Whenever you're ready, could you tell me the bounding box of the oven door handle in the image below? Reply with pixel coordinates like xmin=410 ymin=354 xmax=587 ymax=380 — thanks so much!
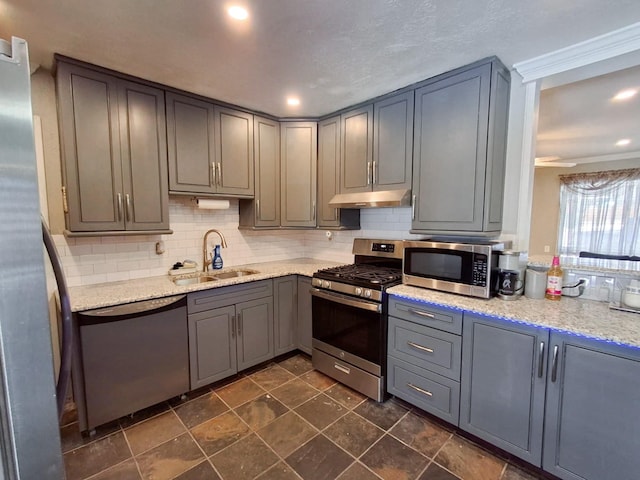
xmin=310 ymin=288 xmax=381 ymax=313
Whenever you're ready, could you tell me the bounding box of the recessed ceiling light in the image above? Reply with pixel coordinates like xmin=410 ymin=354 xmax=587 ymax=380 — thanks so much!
xmin=228 ymin=5 xmax=248 ymax=20
xmin=287 ymin=97 xmax=300 ymax=106
xmin=613 ymin=89 xmax=637 ymax=101
xmin=616 ymin=138 xmax=631 ymax=147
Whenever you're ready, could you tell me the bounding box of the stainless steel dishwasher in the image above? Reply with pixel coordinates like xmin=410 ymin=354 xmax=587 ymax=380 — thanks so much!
xmin=73 ymin=295 xmax=189 ymax=432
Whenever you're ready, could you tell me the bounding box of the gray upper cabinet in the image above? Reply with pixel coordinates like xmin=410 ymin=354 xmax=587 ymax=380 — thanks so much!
xmin=166 ymin=94 xmax=254 ymax=197
xmin=411 ymin=58 xmax=510 ymax=235
xmin=57 ymin=61 xmax=170 ymax=233
xmin=317 ymin=116 xmax=360 ymax=229
xmin=340 ymin=105 xmax=373 ymax=193
xmin=281 ymin=122 xmax=317 ymax=227
xmin=373 ymin=91 xmax=414 ymax=191
xmin=166 ymin=92 xmax=216 ymax=194
xmin=460 ymin=313 xmax=548 ymax=466
xmin=543 ymin=333 xmax=640 ymax=480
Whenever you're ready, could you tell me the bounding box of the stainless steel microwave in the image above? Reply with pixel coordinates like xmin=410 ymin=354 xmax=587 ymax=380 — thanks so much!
xmin=403 ymin=240 xmax=509 ymax=298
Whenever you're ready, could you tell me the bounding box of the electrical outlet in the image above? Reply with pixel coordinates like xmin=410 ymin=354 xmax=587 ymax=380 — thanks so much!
xmin=544 ymin=245 xmax=550 ymax=253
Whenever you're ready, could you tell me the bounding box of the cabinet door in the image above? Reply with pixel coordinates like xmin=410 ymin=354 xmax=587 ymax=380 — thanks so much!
xmin=214 ymin=106 xmax=254 ymax=196
xmin=281 ymin=122 xmax=317 ymax=227
xmin=188 ymin=306 xmax=237 ymax=389
xmin=166 ymin=92 xmax=216 ymax=194
xmin=118 ymin=80 xmax=169 ymax=231
xmin=412 ymin=63 xmax=491 ymax=233
xmin=296 ymin=276 xmax=312 ymax=355
xmin=274 ymin=276 xmax=297 ymax=356
xmin=460 ymin=314 xmax=548 ymax=466
xmin=253 ymin=116 xmax=280 ymax=226
xmin=318 ymin=116 xmax=341 ymax=226
xmin=543 ymin=333 xmax=640 ymax=480
xmin=373 ymin=91 xmax=413 ymax=191
xmin=341 ymin=105 xmax=373 ymax=193
xmin=57 ymin=62 xmax=124 ymax=232
xmin=236 ymin=297 xmax=274 ymax=371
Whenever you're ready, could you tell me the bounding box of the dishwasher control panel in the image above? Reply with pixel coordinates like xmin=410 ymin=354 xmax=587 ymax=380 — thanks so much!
xmin=80 ymin=295 xmax=186 ymax=317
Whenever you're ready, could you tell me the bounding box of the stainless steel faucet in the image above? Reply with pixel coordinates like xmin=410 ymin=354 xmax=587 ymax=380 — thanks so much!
xmin=202 ymin=229 xmax=228 ymax=271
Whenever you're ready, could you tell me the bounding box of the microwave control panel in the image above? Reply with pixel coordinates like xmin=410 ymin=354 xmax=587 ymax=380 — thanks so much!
xmin=472 ymin=254 xmax=488 ymax=286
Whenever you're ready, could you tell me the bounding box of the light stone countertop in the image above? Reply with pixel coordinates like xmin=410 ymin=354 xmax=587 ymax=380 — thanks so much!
xmin=388 ymin=284 xmax=640 ymax=348
xmin=68 ymin=258 xmax=341 ymax=312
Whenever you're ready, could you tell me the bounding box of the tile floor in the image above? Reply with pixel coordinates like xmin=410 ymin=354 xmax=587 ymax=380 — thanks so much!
xmin=61 ymin=353 xmax=547 ymax=480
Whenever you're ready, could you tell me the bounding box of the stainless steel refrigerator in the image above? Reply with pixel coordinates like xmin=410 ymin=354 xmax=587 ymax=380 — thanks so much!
xmin=0 ymin=37 xmax=65 ymax=478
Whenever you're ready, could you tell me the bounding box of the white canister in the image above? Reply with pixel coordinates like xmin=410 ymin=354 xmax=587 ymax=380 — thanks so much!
xmin=525 ymin=266 xmax=548 ymax=299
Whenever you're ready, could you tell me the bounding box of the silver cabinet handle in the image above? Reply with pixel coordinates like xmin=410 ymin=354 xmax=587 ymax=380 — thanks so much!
xmin=538 ymin=341 xmax=545 ymax=378
xmin=116 ymin=193 xmax=123 ymax=221
xmin=256 ymin=199 xmax=260 ymax=219
xmin=411 ymin=194 xmax=416 ymax=220
xmin=334 ymin=363 xmax=350 ymax=375
xmin=407 ymin=383 xmax=433 ymax=397
xmin=372 ymin=160 xmax=377 ymax=185
xmin=231 ymin=315 xmax=236 ymax=338
xmin=237 ymin=313 xmax=242 ymax=336
xmin=211 ymin=162 xmax=216 ymax=186
xmin=551 ymin=345 xmax=559 ymax=382
xmin=407 ymin=341 xmax=434 ymax=353
xmin=125 ymin=194 xmax=132 ymax=222
xmin=312 ymin=201 xmax=316 ymax=222
xmin=408 ymin=308 xmax=435 ymax=319
xmin=367 ymin=161 xmax=371 ymax=185
xmin=216 ymin=163 xmax=222 ymax=186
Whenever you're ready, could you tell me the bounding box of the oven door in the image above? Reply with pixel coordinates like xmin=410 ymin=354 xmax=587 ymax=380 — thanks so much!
xmin=311 ymin=288 xmax=384 ymax=376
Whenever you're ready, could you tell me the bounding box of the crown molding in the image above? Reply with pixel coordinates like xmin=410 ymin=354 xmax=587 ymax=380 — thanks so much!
xmin=513 ymin=22 xmax=640 ymax=83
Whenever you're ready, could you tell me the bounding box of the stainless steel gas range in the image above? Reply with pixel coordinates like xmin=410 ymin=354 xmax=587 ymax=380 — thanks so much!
xmin=311 ymin=238 xmax=403 ymax=401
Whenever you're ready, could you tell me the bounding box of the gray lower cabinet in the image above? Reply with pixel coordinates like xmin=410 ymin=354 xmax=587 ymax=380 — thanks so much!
xmin=411 ymin=57 xmax=510 ymax=236
xmin=460 ymin=313 xmax=548 ymax=466
xmin=296 ymin=276 xmax=312 ymax=355
xmin=57 ymin=60 xmax=170 ymax=233
xmin=543 ymin=332 xmax=640 ymax=480
xmin=273 ymin=276 xmax=297 ymax=356
xmin=187 ymin=280 xmax=273 ymax=389
xmin=387 ymin=297 xmax=462 ymax=425
xmin=281 ymin=122 xmax=317 ymax=227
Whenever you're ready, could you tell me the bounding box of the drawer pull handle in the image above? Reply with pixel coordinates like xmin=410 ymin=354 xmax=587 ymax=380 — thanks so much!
xmin=407 ymin=383 xmax=433 ymax=397
xmin=407 ymin=341 xmax=434 ymax=353
xmin=334 ymin=363 xmax=350 ymax=375
xmin=408 ymin=308 xmax=435 ymax=319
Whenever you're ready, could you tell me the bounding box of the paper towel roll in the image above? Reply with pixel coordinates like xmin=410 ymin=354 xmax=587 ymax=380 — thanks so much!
xmin=193 ymin=198 xmax=230 ymax=210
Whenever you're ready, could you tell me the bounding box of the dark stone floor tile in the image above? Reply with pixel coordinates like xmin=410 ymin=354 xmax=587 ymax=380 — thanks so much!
xmin=119 ymin=402 xmax=171 ymax=429
xmin=90 ymin=458 xmax=141 ymax=480
xmin=256 ymin=461 xmax=303 ymax=480
xmin=251 ymin=364 xmax=297 ymax=391
xmin=271 ymin=378 xmax=320 ymax=408
xmin=501 ymin=464 xmax=541 ymax=480
xmin=190 ymin=410 xmax=251 ymax=456
xmin=211 ymin=433 xmax=279 ymax=480
xmin=167 ymin=385 xmax=212 ymax=407
xmin=360 ymin=434 xmax=429 ymax=480
xmin=278 ymin=354 xmax=313 ymax=376
xmin=124 ymin=411 xmax=186 ymax=455
xmin=434 ymin=436 xmax=505 ymax=480
xmin=295 ymin=393 xmax=347 ymax=430
xmin=257 ymin=411 xmax=318 ymax=457
xmin=235 ymin=393 xmax=289 ymax=430
xmin=354 ymin=398 xmax=409 ymax=431
xmin=135 ymin=432 xmax=204 ymax=480
xmin=300 ymin=370 xmax=337 ymax=391
xmin=324 ymin=412 xmax=384 ymax=457
xmin=215 ymin=377 xmax=266 ymax=408
xmin=286 ymin=434 xmax=354 ymax=480
xmin=173 ymin=460 xmax=221 ymax=480
xmin=63 ymin=432 xmax=131 ymax=480
xmin=174 ymin=392 xmax=228 ymax=429
xmin=389 ymin=411 xmax=452 ymax=458
xmin=60 ymin=420 xmax=121 ymax=453
xmin=337 ymin=462 xmax=382 ymax=480
xmin=324 ymin=383 xmax=367 ymax=410
xmin=419 ymin=462 xmax=461 ymax=480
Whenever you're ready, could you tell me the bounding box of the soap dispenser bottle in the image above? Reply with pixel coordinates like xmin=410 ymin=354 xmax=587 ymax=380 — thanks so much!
xmin=212 ymin=244 xmax=223 ymax=270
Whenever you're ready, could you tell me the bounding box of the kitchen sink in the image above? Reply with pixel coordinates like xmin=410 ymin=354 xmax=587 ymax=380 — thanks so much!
xmin=172 ymin=274 xmax=219 ymax=286
xmin=171 ymin=269 xmax=260 ymax=286
xmin=211 ymin=269 xmax=259 ymax=279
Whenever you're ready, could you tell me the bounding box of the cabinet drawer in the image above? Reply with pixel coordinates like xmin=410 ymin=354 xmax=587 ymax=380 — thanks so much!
xmin=388 ymin=316 xmax=461 ymax=381
xmin=188 ymin=280 xmax=273 ymax=314
xmin=388 ymin=356 xmax=460 ymax=425
xmin=388 ymin=297 xmax=462 ymax=335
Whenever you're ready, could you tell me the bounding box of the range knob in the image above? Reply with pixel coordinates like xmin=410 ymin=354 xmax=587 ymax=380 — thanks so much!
xmin=364 ymin=289 xmax=372 ymax=298
xmin=322 ymin=280 xmax=331 ymax=289
xmin=355 ymin=287 xmax=363 ymax=296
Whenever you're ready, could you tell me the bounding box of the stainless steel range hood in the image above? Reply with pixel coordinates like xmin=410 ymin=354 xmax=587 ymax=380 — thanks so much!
xmin=328 ymin=189 xmax=412 ymax=208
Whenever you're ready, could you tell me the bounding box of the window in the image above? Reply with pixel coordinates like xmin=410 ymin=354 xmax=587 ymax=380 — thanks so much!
xmin=557 ymin=168 xmax=640 ymax=258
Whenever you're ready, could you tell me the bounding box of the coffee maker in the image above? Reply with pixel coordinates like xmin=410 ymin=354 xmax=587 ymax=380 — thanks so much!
xmin=496 ymin=251 xmax=525 ymax=300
